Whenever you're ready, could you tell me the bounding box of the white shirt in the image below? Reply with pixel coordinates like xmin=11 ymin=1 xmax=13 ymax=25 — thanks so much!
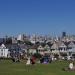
xmin=26 ymin=58 xmax=31 ymax=65
xmin=69 ymin=63 xmax=73 ymax=69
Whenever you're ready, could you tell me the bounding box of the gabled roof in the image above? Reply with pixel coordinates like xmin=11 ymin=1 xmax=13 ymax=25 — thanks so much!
xmin=38 ymin=45 xmax=44 ymax=50
xmin=51 ymin=42 xmax=58 ymax=49
xmin=0 ymin=44 xmax=6 ymax=48
xmin=58 ymin=42 xmax=67 ymax=48
xmin=44 ymin=44 xmax=50 ymax=49
xmin=68 ymin=41 xmax=75 ymax=48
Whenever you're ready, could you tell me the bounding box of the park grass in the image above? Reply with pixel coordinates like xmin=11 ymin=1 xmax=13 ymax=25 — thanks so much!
xmin=0 ymin=60 xmax=75 ymax=75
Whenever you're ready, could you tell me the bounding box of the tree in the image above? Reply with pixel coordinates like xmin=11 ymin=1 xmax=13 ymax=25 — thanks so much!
xmin=24 ymin=40 xmax=33 ymax=46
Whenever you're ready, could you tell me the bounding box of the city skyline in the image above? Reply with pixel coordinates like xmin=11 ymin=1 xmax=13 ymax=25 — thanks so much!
xmin=0 ymin=0 xmax=75 ymax=36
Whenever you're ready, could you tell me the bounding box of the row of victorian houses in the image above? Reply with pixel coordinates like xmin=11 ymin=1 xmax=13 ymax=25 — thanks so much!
xmin=0 ymin=40 xmax=75 ymax=58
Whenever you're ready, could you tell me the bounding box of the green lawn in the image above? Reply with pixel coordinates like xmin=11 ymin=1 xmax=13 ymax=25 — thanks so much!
xmin=0 ymin=60 xmax=75 ymax=75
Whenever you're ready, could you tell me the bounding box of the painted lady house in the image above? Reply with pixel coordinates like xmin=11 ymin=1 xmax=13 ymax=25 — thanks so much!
xmin=0 ymin=44 xmax=9 ymax=58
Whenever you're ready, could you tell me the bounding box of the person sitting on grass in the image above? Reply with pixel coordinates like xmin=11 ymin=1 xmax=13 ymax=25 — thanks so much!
xmin=62 ymin=61 xmax=75 ymax=71
xmin=64 ymin=61 xmax=75 ymax=71
xmin=68 ymin=61 xmax=75 ymax=71
xmin=69 ymin=62 xmax=74 ymax=70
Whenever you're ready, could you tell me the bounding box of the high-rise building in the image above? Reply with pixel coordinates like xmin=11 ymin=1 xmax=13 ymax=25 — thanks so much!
xmin=62 ymin=32 xmax=66 ymax=37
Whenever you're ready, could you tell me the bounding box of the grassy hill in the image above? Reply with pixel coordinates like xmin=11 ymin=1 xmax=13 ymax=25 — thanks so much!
xmin=0 ymin=60 xmax=75 ymax=75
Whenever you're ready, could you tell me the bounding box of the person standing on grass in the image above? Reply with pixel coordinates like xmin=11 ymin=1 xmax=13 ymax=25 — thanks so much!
xmin=26 ymin=57 xmax=31 ymax=65
xmin=30 ymin=56 xmax=36 ymax=65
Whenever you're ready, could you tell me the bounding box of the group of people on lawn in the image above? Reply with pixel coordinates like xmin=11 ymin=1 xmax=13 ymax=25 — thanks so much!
xmin=26 ymin=55 xmax=75 ymax=72
xmin=11 ymin=54 xmax=75 ymax=71
xmin=26 ymin=55 xmax=52 ymax=65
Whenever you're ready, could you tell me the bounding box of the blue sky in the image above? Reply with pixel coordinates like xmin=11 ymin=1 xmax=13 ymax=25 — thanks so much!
xmin=0 ymin=0 xmax=75 ymax=36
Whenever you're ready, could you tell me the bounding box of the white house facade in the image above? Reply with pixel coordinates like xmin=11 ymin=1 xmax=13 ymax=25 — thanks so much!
xmin=0 ymin=44 xmax=9 ymax=58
